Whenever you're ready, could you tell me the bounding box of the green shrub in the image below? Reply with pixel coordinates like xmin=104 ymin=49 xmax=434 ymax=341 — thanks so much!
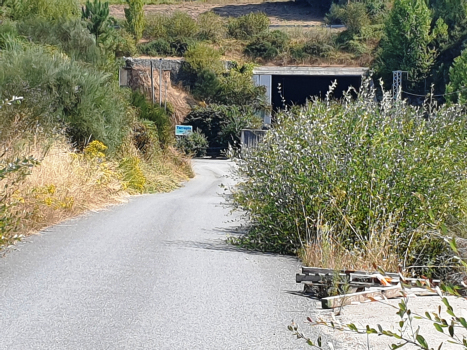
xmin=166 ymin=11 xmax=198 ymax=39
xmin=145 ymin=11 xmax=199 ymax=40
xmin=130 ymin=91 xmax=172 ymax=147
xmin=100 ymin=27 xmax=138 ymax=58
xmin=184 ymin=104 xmax=262 ymax=151
xmin=176 ymin=130 xmax=208 ymax=157
xmin=227 ymin=12 xmax=270 ymax=40
xmin=169 ymin=37 xmax=196 ymax=56
xmin=4 ymin=0 xmax=79 ymax=20
xmin=192 ymin=68 xmax=221 ymax=103
xmin=196 ymin=11 xmax=226 ymax=42
xmin=184 ymin=43 xmax=223 ymax=75
xmin=232 ymin=81 xmax=467 ymax=274
xmin=144 ymin=13 xmax=168 ymax=39
xmin=0 ymin=45 xmax=130 ymax=152
xmin=215 ymin=63 xmax=267 ymax=107
xmin=125 ymin=0 xmax=145 ymax=42
xmin=244 ymin=30 xmax=290 ymax=60
xmin=138 ymin=38 xmax=172 ymax=56
xmin=16 ymin=18 xmax=101 ymax=63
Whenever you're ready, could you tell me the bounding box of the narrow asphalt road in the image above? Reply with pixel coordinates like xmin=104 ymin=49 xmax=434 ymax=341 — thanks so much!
xmin=0 ymin=159 xmax=322 ymax=350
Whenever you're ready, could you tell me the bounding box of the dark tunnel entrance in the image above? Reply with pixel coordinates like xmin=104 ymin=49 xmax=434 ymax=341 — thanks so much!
xmin=271 ymin=75 xmax=362 ymax=112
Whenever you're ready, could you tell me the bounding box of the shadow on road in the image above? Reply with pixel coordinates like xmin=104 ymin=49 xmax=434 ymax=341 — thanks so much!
xmin=212 ymin=1 xmax=324 ymax=22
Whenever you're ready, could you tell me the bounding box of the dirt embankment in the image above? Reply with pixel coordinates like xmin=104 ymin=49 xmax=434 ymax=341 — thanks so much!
xmin=109 ymin=1 xmax=324 ymax=26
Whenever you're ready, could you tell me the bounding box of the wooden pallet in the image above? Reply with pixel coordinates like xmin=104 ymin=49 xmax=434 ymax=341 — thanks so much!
xmin=296 ymin=266 xmax=440 ymax=301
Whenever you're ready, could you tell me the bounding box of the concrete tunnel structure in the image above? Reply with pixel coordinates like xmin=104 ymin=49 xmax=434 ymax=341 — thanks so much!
xmin=252 ymin=66 xmax=370 ymax=124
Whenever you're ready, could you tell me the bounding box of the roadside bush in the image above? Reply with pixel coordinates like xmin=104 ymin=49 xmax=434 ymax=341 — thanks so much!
xmin=0 ymin=45 xmax=130 ymax=152
xmin=232 ymin=81 xmax=467 ymax=275
xmin=244 ymin=30 xmax=290 ymax=60
xmin=176 ymin=130 xmax=208 ymax=157
xmin=227 ymin=12 xmax=270 ymax=40
xmin=130 ymin=90 xmax=172 ymax=148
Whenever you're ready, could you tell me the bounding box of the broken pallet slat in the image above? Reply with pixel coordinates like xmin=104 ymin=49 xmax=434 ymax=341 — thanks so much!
xmin=321 ymin=286 xmax=402 ymax=309
xmin=301 ymin=267 xmax=400 ymax=278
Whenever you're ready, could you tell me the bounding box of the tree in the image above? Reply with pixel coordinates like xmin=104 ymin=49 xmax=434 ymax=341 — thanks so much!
xmin=445 ymin=48 xmax=467 ymax=104
xmin=124 ymin=0 xmax=145 ymax=43
xmin=81 ymin=0 xmax=111 ymax=42
xmin=376 ymin=0 xmax=438 ymax=92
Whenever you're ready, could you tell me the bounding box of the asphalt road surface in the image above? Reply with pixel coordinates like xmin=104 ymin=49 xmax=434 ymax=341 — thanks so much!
xmin=0 ymin=159 xmax=323 ymax=350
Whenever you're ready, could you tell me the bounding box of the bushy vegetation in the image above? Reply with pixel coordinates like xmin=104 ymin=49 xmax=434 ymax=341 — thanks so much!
xmin=0 ymin=0 xmax=193 ymax=246
xmin=227 ymin=12 xmax=270 ymax=40
xmin=232 ymin=82 xmax=467 ymax=277
xmin=184 ymin=104 xmax=262 ymax=152
xmin=245 ymin=30 xmax=290 ymax=60
xmin=176 ymin=130 xmax=209 ymax=157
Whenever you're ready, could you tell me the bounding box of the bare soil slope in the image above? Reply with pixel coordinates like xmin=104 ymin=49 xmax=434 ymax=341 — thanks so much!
xmin=110 ymin=1 xmax=324 ymax=26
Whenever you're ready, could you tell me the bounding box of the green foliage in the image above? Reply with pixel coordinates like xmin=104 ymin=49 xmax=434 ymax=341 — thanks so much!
xmin=227 ymin=12 xmax=270 ymax=40
xmin=165 ymin=11 xmax=198 ymax=39
xmin=376 ymin=0 xmax=437 ymax=90
xmin=130 ymin=91 xmax=172 ymax=147
xmin=124 ymin=0 xmax=145 ymax=42
xmin=244 ymin=30 xmax=290 ymax=60
xmin=183 ymin=43 xmax=223 ymax=75
xmin=100 ymin=26 xmax=138 ymax=58
xmin=232 ymin=81 xmax=467 ymax=269
xmin=176 ymin=130 xmax=208 ymax=157
xmin=81 ymin=0 xmax=111 ymax=42
xmin=0 ymin=45 xmax=130 ymax=152
xmin=445 ymin=48 xmax=467 ymax=104
xmin=328 ymin=2 xmax=371 ymax=35
xmin=196 ymin=11 xmax=226 ymax=42
xmin=3 ymin=0 xmax=79 ymax=21
xmin=290 ymin=32 xmax=336 ymax=61
xmin=144 ymin=11 xmax=199 ymax=40
xmin=139 ymin=38 xmax=172 ymax=56
xmin=215 ymin=63 xmax=267 ymax=107
xmin=16 ymin=17 xmax=101 ymax=63
xmin=191 ymin=63 xmax=266 ymax=107
xmin=184 ymin=104 xmax=262 ymax=151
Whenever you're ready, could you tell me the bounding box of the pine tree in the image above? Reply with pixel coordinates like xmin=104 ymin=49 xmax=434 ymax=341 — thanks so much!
xmin=124 ymin=0 xmax=144 ymax=43
xmin=376 ymin=0 xmax=437 ymax=92
xmin=445 ymin=48 xmax=467 ymax=104
xmin=81 ymin=0 xmax=110 ymax=42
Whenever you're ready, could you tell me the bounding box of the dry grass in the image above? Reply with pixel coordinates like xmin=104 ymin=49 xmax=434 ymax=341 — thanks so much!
xmin=1 ymin=130 xmax=193 ymax=245
xmin=1 ymin=136 xmax=126 ymax=239
xmin=299 ymin=225 xmax=400 ymax=273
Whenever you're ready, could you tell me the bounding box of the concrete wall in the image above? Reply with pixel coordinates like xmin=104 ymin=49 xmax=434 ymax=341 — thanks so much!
xmin=124 ymin=58 xmax=185 ymax=84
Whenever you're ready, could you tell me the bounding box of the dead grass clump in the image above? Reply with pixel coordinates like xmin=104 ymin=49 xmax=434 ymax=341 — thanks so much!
xmin=299 ymin=226 xmax=400 ymax=273
xmin=2 ymin=137 xmax=126 ymax=239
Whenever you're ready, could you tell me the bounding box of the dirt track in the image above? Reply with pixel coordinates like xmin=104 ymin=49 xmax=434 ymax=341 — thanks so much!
xmin=110 ymin=1 xmax=324 ymax=26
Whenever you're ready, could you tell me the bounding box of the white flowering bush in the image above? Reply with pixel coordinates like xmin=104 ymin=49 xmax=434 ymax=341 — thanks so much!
xmin=232 ymin=80 xmax=467 ymax=274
